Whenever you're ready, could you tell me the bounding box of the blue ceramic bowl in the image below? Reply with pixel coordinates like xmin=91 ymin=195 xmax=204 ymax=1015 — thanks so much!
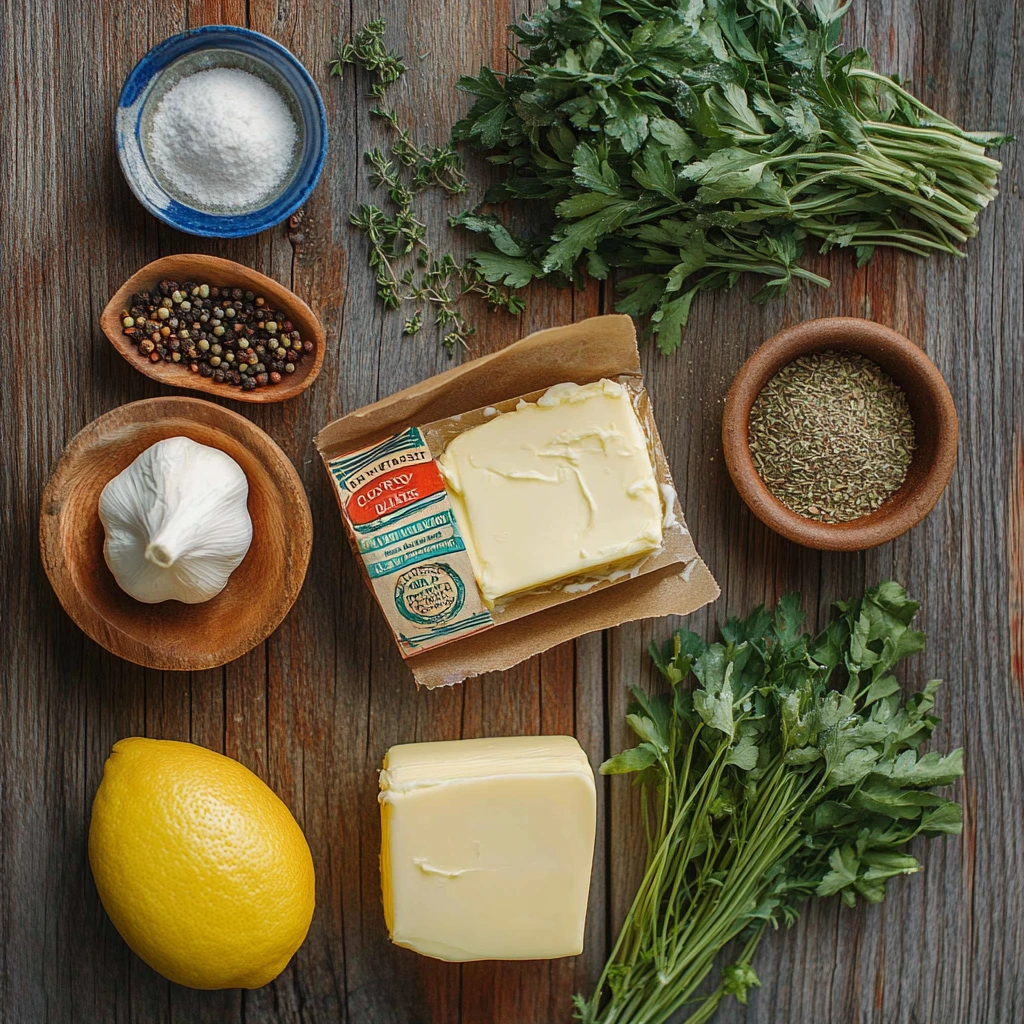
xmin=116 ymin=26 xmax=327 ymax=238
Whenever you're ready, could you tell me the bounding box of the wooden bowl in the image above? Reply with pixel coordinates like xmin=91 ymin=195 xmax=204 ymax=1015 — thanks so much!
xmin=40 ymin=397 xmax=313 ymax=670
xmin=722 ymin=317 xmax=958 ymax=551
xmin=100 ymin=255 xmax=325 ymax=403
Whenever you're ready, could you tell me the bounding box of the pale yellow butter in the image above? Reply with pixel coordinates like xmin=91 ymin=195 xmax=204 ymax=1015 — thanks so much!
xmin=437 ymin=378 xmax=663 ymax=606
xmin=379 ymin=735 xmax=597 ymax=962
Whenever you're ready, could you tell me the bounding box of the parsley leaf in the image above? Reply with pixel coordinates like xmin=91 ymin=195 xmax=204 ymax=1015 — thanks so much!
xmin=578 ymin=582 xmax=963 ymax=1024
xmin=454 ymin=0 xmax=1010 ymax=351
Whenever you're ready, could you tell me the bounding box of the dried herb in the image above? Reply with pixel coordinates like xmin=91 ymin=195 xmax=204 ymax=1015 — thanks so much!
xmin=577 ymin=582 xmax=963 ymax=1024
xmin=331 ymin=19 xmax=524 ymax=353
xmin=453 ymin=0 xmax=1011 ymax=352
xmin=747 ymin=350 xmax=915 ymax=522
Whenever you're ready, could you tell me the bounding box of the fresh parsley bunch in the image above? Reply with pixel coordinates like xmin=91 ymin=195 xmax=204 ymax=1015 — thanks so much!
xmin=576 ymin=582 xmax=963 ymax=1024
xmin=454 ymin=0 xmax=1010 ymax=351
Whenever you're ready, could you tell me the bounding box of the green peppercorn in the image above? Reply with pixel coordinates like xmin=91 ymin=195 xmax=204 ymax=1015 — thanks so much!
xmin=122 ymin=277 xmax=310 ymax=391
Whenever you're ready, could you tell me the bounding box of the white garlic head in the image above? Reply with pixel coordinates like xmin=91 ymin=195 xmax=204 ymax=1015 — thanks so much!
xmin=98 ymin=436 xmax=253 ymax=604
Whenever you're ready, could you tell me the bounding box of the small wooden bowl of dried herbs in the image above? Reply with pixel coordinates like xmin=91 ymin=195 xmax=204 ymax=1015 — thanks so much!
xmin=101 ymin=254 xmax=325 ymax=403
xmin=722 ymin=317 xmax=958 ymax=551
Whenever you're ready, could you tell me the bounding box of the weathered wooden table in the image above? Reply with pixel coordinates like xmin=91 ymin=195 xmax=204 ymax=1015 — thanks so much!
xmin=3 ymin=1 xmax=1022 ymax=1021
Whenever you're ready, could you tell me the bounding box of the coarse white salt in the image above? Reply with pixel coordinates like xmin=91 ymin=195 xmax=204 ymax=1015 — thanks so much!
xmin=148 ymin=66 xmax=298 ymax=210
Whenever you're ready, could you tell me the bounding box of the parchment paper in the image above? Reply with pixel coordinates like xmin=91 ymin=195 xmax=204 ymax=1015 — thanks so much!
xmin=316 ymin=314 xmax=720 ymax=687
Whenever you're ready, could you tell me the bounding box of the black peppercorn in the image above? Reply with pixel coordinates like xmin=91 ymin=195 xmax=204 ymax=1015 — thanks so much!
xmin=121 ymin=278 xmax=313 ymax=390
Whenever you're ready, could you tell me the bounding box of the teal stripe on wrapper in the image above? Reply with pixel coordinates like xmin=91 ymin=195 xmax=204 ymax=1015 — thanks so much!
xmin=328 ymin=427 xmax=424 ymax=489
xmin=399 ymin=610 xmax=495 ymax=648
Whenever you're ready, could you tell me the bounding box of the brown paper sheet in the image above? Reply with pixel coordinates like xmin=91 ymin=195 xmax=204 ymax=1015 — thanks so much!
xmin=316 ymin=314 xmax=720 ymax=687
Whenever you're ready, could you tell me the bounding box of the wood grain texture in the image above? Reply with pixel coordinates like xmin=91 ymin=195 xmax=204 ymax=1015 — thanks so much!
xmin=1 ymin=1 xmax=1021 ymax=1023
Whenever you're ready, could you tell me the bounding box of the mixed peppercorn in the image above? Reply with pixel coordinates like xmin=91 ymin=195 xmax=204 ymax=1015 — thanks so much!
xmin=120 ymin=279 xmax=314 ymax=391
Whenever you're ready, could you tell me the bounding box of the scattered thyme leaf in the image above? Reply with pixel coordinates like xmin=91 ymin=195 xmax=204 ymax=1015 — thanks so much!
xmin=333 ymin=19 xmax=525 ymax=353
xmin=330 ymin=18 xmax=407 ymax=97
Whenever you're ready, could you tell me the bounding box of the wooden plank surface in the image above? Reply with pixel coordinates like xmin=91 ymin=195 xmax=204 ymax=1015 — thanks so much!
xmin=1 ymin=0 xmax=1021 ymax=1022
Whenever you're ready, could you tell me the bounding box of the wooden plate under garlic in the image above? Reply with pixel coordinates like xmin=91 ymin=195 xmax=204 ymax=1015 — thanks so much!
xmin=39 ymin=397 xmax=313 ymax=670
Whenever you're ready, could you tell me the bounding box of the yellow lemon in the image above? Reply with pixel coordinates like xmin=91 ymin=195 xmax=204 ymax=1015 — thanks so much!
xmin=88 ymin=737 xmax=315 ymax=990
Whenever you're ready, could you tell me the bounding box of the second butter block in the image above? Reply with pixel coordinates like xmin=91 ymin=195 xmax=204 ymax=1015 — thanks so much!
xmin=379 ymin=735 xmax=597 ymax=961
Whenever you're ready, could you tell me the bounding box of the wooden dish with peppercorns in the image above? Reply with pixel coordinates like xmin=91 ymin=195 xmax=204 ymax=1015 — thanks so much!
xmin=100 ymin=254 xmax=325 ymax=403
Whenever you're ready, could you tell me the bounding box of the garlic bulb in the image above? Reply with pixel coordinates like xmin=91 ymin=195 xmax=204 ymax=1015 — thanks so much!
xmin=98 ymin=436 xmax=253 ymax=604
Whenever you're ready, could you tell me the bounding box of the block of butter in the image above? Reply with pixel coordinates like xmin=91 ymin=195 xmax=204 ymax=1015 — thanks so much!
xmin=438 ymin=378 xmax=664 ymax=607
xmin=379 ymin=735 xmax=596 ymax=961
xmin=315 ymin=313 xmax=721 ymax=686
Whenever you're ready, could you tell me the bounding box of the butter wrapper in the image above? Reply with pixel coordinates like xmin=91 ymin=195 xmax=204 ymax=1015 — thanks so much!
xmin=325 ymin=428 xmax=494 ymax=654
xmin=316 ymin=314 xmax=720 ymax=687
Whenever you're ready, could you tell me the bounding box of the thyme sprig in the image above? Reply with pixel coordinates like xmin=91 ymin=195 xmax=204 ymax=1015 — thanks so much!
xmin=332 ymin=19 xmax=524 ymax=353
